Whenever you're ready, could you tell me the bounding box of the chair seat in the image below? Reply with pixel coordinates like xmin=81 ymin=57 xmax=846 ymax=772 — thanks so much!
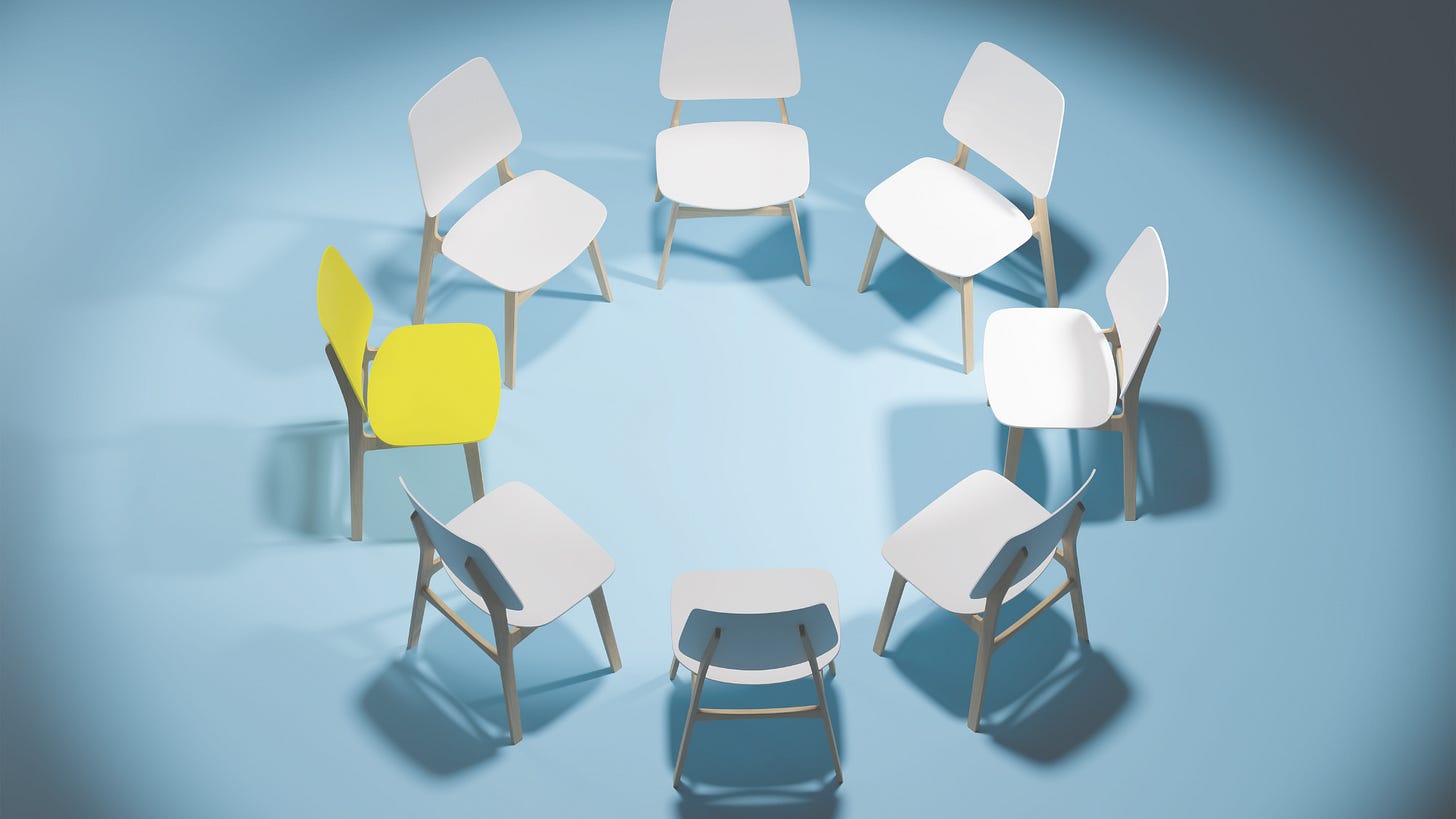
xmin=671 ymin=568 xmax=839 ymax=685
xmin=865 ymin=157 xmax=1033 ymax=279
xmin=882 ymin=471 xmax=1059 ymax=616
xmin=984 ymin=308 xmax=1118 ymax=430
xmin=441 ymin=170 xmax=607 ymax=293
xmin=366 ymin=323 xmax=501 ymax=446
xmin=656 ymin=121 xmax=810 ymax=210
xmin=439 ymin=482 xmax=614 ymax=629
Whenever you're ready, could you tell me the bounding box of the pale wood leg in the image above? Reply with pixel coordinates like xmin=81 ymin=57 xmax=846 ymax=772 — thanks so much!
xmin=1033 ymin=197 xmax=1058 ymax=308
xmin=788 ymin=200 xmax=810 ymax=286
xmin=857 ymin=227 xmax=884 ymax=293
xmin=1122 ymin=409 xmax=1139 ymax=521
xmin=503 ymin=291 xmax=519 ymax=390
xmin=406 ymin=542 xmax=432 ymax=651
xmin=673 ymin=630 xmax=719 ymax=788
xmin=589 ymin=587 xmax=622 ymax=672
xmin=654 ymin=184 xmax=663 ymax=203
xmin=658 ymin=203 xmax=679 ymax=289
xmin=461 ymin=441 xmax=485 ymax=502
xmin=668 ymin=656 xmax=680 ymax=681
xmin=827 ymin=660 xmax=836 ymax=677
xmin=1062 ymin=509 xmax=1090 ymax=642
xmin=348 ymin=419 xmax=364 ymax=541
xmin=872 ymin=572 xmax=908 ymax=655
xmin=967 ymin=621 xmax=996 ymax=732
xmin=958 ymin=278 xmax=975 ymax=373
xmin=1004 ymin=427 xmax=1024 ymax=482
xmin=1068 ymin=570 xmax=1090 ymax=644
xmin=587 ymin=239 xmax=613 ymax=302
xmin=491 ymin=610 xmax=523 ymax=744
xmin=800 ymin=625 xmax=843 ymax=785
xmin=414 ymin=217 xmax=438 ymax=325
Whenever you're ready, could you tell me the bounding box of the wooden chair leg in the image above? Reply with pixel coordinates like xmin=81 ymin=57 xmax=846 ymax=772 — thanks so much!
xmin=589 ymin=587 xmax=623 ymax=672
xmin=673 ymin=630 xmax=719 ymax=788
xmin=503 ymin=291 xmax=519 ymax=390
xmin=1122 ymin=411 xmax=1139 ymax=520
xmin=800 ymin=626 xmax=843 ymax=785
xmin=414 ymin=217 xmax=438 ymax=325
xmin=967 ymin=623 xmax=996 ymax=732
xmin=1004 ymin=427 xmax=1024 ymax=481
xmin=348 ymin=419 xmax=365 ymax=541
xmin=1033 ymin=197 xmax=1058 ymax=308
xmin=857 ymin=227 xmax=884 ymax=293
xmin=872 ymin=572 xmax=908 ymax=655
xmin=491 ymin=611 xmax=524 ymax=744
xmin=958 ymin=278 xmax=975 ymax=373
xmin=668 ymin=656 xmax=680 ymax=680
xmin=463 ymin=442 xmax=485 ymax=501
xmin=788 ymin=200 xmax=810 ymax=286
xmin=658 ymin=203 xmax=679 ymax=289
xmin=587 ymin=239 xmax=613 ymax=302
xmin=406 ymin=574 xmax=430 ymax=651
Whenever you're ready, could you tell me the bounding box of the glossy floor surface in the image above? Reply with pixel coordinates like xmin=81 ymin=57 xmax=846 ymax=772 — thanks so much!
xmin=3 ymin=1 xmax=1453 ymax=816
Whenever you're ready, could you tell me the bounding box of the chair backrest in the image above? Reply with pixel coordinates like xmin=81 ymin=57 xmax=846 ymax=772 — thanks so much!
xmin=943 ymin=42 xmax=1064 ymax=200
xmin=660 ymin=0 xmax=801 ymax=101
xmin=970 ymin=471 xmax=1095 ymax=601
xmin=317 ymin=246 xmax=373 ymax=406
xmin=677 ymin=603 xmax=837 ymax=673
xmin=400 ymin=479 xmax=523 ymax=611
xmin=1106 ymin=227 xmax=1169 ymax=395
xmin=408 ymin=57 xmax=523 ymax=217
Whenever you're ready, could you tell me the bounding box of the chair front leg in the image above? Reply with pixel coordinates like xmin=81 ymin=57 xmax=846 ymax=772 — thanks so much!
xmin=1003 ymin=427 xmax=1025 ymax=482
xmin=872 ymin=572 xmax=908 ymax=655
xmin=587 ymin=239 xmax=613 ymax=302
xmin=788 ymin=200 xmax=810 ymax=286
xmin=857 ymin=227 xmax=885 ymax=293
xmin=1032 ymin=197 xmax=1058 ymax=308
xmin=463 ymin=442 xmax=485 ymax=501
xmin=658 ymin=203 xmax=680 ymax=289
xmin=589 ymin=587 xmax=622 ymax=672
xmin=406 ymin=513 xmax=436 ymax=650
xmin=491 ymin=607 xmax=524 ymax=745
xmin=958 ymin=278 xmax=975 ymax=373
xmin=668 ymin=656 xmax=680 ymax=680
xmin=414 ymin=215 xmax=440 ymax=325
xmin=503 ymin=291 xmax=519 ymax=390
xmin=1062 ymin=503 xmax=1090 ymax=642
xmin=1121 ymin=402 xmax=1139 ymax=520
xmin=673 ymin=629 xmax=720 ymax=788
xmin=968 ymin=549 xmax=1027 ymax=732
xmin=800 ymin=625 xmax=843 ymax=785
xmin=348 ymin=416 xmax=365 ymax=541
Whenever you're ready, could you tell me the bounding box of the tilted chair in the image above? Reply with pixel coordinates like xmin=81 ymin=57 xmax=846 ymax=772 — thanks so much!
xmin=409 ymin=57 xmax=612 ymax=388
xmin=317 ymin=246 xmax=500 ymax=541
xmin=984 ymin=227 xmax=1169 ymax=520
xmin=401 ymin=479 xmax=622 ymax=745
xmin=873 ymin=470 xmax=1095 ymax=732
xmin=669 ymin=568 xmax=842 ymax=788
xmin=654 ymin=0 xmax=811 ymax=288
xmin=858 ymin=42 xmax=1065 ymax=372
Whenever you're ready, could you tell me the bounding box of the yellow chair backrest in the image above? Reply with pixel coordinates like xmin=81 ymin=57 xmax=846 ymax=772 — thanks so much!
xmin=317 ymin=246 xmax=373 ymax=406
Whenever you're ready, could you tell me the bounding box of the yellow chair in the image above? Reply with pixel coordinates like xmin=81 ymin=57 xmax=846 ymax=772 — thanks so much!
xmin=317 ymin=246 xmax=502 ymax=540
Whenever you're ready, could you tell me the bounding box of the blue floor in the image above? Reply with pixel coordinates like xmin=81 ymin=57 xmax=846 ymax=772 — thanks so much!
xmin=3 ymin=1 xmax=1453 ymax=816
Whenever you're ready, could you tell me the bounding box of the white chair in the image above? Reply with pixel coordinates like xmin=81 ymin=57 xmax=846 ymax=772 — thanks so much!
xmin=985 ymin=227 xmax=1169 ymax=520
xmin=669 ymin=568 xmax=842 ymax=788
xmin=401 ymin=479 xmax=622 ymax=745
xmin=857 ymin=42 xmax=1065 ymax=373
xmin=409 ymin=57 xmax=613 ymax=389
xmin=873 ymin=470 xmax=1095 ymax=732
xmin=654 ymin=0 xmax=811 ymax=288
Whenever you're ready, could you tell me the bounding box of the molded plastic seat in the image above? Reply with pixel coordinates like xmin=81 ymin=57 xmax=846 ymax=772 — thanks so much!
xmin=367 ymin=323 xmax=501 ymax=447
xmin=442 ymin=169 xmax=607 ymax=294
xmin=671 ymin=568 xmax=840 ymax=685
xmin=437 ymin=481 xmax=615 ymax=629
xmin=865 ymin=157 xmax=1033 ymax=279
xmin=882 ymin=471 xmax=1060 ymax=615
xmin=983 ymin=308 xmax=1119 ymax=430
xmin=655 ymin=122 xmax=810 ymax=210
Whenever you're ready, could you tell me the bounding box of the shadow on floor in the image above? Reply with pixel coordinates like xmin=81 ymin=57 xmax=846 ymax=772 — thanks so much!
xmin=649 ymin=208 xmax=813 ymax=287
xmin=676 ymin=786 xmax=840 ymax=819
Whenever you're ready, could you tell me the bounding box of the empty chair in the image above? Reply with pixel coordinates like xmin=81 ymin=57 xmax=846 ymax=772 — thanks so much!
xmin=857 ymin=43 xmax=1065 ymax=373
xmin=873 ymin=470 xmax=1096 ymax=731
xmin=669 ymin=569 xmax=842 ymax=788
xmin=409 ymin=57 xmax=612 ymax=388
xmin=318 ymin=246 xmax=500 ymax=541
xmin=984 ymin=227 xmax=1169 ymax=520
xmin=654 ymin=0 xmax=811 ymax=288
xmin=401 ymin=479 xmax=622 ymax=745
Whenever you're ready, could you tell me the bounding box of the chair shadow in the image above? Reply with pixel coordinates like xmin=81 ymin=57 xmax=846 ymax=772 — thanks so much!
xmin=648 ymin=207 xmax=813 ymax=286
xmin=676 ymin=787 xmax=840 ymax=819
xmin=359 ymin=614 xmax=612 ymax=776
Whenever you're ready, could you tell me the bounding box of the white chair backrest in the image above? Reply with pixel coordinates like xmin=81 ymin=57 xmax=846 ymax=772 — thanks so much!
xmin=660 ymin=0 xmax=801 ymax=101
xmin=942 ymin=42 xmax=1064 ymax=200
xmin=399 ymin=479 xmax=522 ymax=611
xmin=408 ymin=57 xmax=523 ymax=218
xmin=1106 ymin=227 xmax=1169 ymax=395
xmin=970 ymin=471 xmax=1095 ymax=601
xmin=678 ymin=603 xmax=837 ymax=673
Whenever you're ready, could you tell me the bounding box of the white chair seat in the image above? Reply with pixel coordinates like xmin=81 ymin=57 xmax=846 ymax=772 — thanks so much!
xmin=441 ymin=170 xmax=607 ymax=293
xmin=440 ymin=481 xmax=614 ymax=628
xmin=865 ymin=157 xmax=1033 ymax=279
xmin=984 ymin=308 xmax=1119 ymax=430
xmin=671 ymin=568 xmax=840 ymax=685
xmin=882 ymin=470 xmax=1059 ymax=615
xmin=656 ymin=121 xmax=810 ymax=210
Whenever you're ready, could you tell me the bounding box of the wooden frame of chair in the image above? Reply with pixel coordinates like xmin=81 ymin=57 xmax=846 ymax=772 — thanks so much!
xmin=670 ymin=622 xmax=842 ymax=788
xmin=1003 ymin=324 xmax=1162 ymax=520
xmin=415 ymin=157 xmax=613 ymax=390
xmin=655 ymin=99 xmax=810 ymax=289
xmin=856 ymin=142 xmax=1058 ymax=374
xmin=871 ymin=501 xmax=1088 ymax=732
xmin=405 ymin=511 xmax=623 ymax=745
xmin=324 ymin=343 xmax=485 ymax=541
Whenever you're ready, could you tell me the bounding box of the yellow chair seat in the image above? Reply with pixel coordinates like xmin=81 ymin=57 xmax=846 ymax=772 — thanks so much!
xmin=367 ymin=323 xmax=501 ymax=447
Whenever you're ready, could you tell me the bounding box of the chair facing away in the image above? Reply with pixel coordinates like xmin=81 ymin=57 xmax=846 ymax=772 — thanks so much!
xmin=668 ymin=568 xmax=842 ymax=788
xmin=409 ymin=57 xmax=612 ymax=388
xmin=401 ymin=479 xmax=621 ymax=745
xmin=858 ymin=43 xmax=1065 ymax=372
xmin=654 ymin=0 xmax=812 ymax=288
xmin=318 ymin=246 xmax=500 ymax=540
xmin=873 ymin=470 xmax=1095 ymax=731
xmin=984 ymin=227 xmax=1169 ymax=519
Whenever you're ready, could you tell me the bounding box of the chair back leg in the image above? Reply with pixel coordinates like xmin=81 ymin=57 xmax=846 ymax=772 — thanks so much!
xmin=589 ymin=587 xmax=623 ymax=672
xmin=414 ymin=215 xmax=439 ymax=325
xmin=799 ymin=626 xmax=843 ymax=784
xmin=788 ymin=200 xmax=810 ymax=286
xmin=405 ymin=514 xmax=437 ymax=650
xmin=658 ymin=203 xmax=680 ymax=289
xmin=587 ymin=239 xmax=614 ymax=302
xmin=673 ymin=629 xmax=721 ymax=788
xmin=463 ymin=442 xmax=485 ymax=501
xmin=857 ymin=227 xmax=885 ymax=293
xmin=1003 ymin=427 xmax=1025 ymax=481
xmin=490 ymin=607 xmax=524 ymax=745
xmin=872 ymin=572 xmax=908 ymax=655
xmin=668 ymin=656 xmax=680 ymax=680
xmin=958 ymin=279 xmax=975 ymax=373
xmin=1121 ymin=405 xmax=1139 ymax=520
xmin=1032 ymin=197 xmax=1058 ymax=307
